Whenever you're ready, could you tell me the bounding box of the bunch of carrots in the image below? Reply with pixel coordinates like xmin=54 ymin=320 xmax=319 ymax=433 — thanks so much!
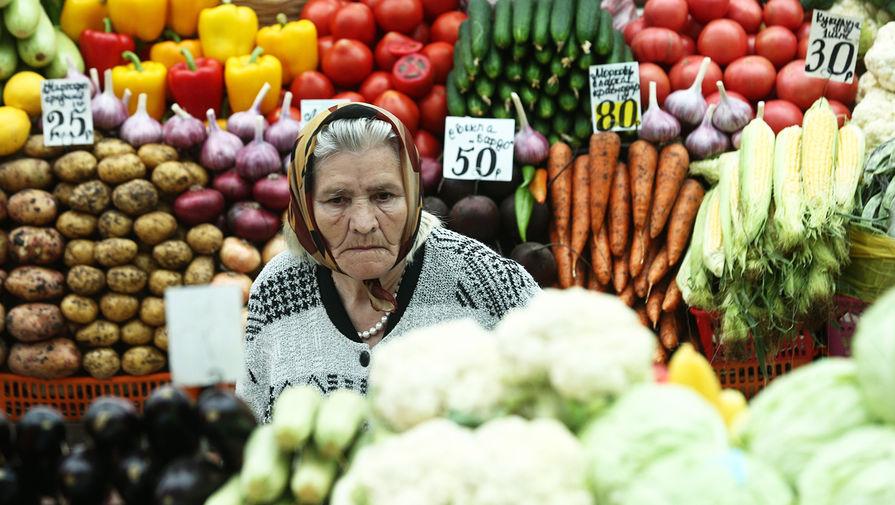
xmin=547 ymin=133 xmax=706 ymax=362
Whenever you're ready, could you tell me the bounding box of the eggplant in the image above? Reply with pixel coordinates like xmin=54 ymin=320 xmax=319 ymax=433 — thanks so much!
xmin=83 ymin=397 xmax=142 ymax=463
xmin=15 ymin=406 xmax=66 ymax=496
xmin=113 ymin=452 xmax=156 ymax=505
xmin=0 ymin=412 xmax=13 ymax=466
xmin=196 ymin=390 xmax=256 ymax=472
xmin=57 ymin=444 xmax=109 ymax=505
xmin=0 ymin=465 xmax=22 ymax=505
xmin=143 ymin=385 xmax=200 ymax=465
xmin=154 ymin=457 xmax=228 ymax=505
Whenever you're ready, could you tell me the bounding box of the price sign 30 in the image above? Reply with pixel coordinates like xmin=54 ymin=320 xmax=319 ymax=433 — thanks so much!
xmin=805 ymin=10 xmax=862 ymax=84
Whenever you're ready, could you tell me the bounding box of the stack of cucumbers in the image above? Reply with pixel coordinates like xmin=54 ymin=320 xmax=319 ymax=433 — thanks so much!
xmin=447 ymin=0 xmax=633 ymax=147
xmin=0 ymin=0 xmax=82 ymax=83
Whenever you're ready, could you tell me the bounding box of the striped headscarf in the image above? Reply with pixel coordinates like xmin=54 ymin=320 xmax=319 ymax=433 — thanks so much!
xmin=287 ymin=102 xmax=422 ymax=312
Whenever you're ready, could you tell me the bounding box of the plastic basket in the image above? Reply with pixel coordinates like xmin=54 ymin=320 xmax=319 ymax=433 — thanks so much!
xmin=826 ymin=295 xmax=869 ymax=357
xmin=690 ymin=308 xmax=817 ymax=399
xmin=0 ymin=373 xmax=172 ymax=421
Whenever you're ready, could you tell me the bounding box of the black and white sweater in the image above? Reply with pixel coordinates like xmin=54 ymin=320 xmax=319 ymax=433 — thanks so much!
xmin=235 ymin=225 xmax=541 ymax=422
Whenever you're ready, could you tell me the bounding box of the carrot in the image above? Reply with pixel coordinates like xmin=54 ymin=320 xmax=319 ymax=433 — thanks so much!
xmin=634 ymin=238 xmax=662 ymax=299
xmin=548 ymin=142 xmax=574 ymax=287
xmin=662 ymin=278 xmax=682 ymax=313
xmin=618 ymin=282 xmax=636 ymax=307
xmin=571 ymin=155 xmax=591 ymax=272
xmin=588 ymin=132 xmax=621 ymax=237
xmin=549 ymin=220 xmax=573 ymax=289
xmin=612 ymin=250 xmax=628 ymax=294
xmin=590 ymin=226 xmax=613 ymax=285
xmin=647 ymin=242 xmax=671 ymax=292
xmin=634 ymin=303 xmax=650 ymax=328
xmin=648 ymin=143 xmax=690 ymax=239
xmin=654 ymin=343 xmax=669 ymax=364
xmin=629 ymin=226 xmax=650 ymax=278
xmin=573 ymin=254 xmax=588 ymax=288
xmin=646 ymin=278 xmax=668 ymax=327
xmin=627 ymin=140 xmax=659 ymax=231
xmin=659 ymin=311 xmax=679 ymax=350
xmin=587 ymin=270 xmax=601 ymax=291
xmin=530 ymin=168 xmax=548 ymax=203
xmin=666 ymin=178 xmax=706 ymax=267
xmin=608 ymin=160 xmax=630 ymax=257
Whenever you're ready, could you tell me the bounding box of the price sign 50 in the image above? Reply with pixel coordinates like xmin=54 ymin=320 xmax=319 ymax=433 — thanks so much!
xmin=594 ymin=99 xmax=640 ymax=132
xmin=453 ymin=145 xmax=498 ymax=178
xmin=442 ymin=117 xmax=515 ymax=182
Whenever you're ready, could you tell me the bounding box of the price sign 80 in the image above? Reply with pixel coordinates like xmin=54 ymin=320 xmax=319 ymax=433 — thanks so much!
xmin=594 ymin=99 xmax=640 ymax=132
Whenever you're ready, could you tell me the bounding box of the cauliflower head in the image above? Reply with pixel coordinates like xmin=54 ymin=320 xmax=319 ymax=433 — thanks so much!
xmin=851 ymin=85 xmax=895 ymax=150
xmin=829 ymin=0 xmax=892 ymax=55
xmin=864 ymin=21 xmax=895 ymax=91
xmin=856 ymin=71 xmax=878 ymax=104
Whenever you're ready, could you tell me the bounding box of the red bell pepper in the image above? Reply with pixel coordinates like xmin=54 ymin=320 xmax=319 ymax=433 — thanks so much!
xmin=79 ymin=18 xmax=135 ymax=78
xmin=167 ymin=48 xmax=224 ymax=118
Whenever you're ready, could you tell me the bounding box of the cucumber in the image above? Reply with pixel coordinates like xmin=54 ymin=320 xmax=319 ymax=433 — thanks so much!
xmin=505 ymin=60 xmax=523 ymax=81
xmin=536 ymin=95 xmax=555 ymax=119
xmin=240 ymin=425 xmax=290 ymax=503
xmin=550 ymin=0 xmax=574 ymax=51
xmin=16 ymin=7 xmax=54 ymax=68
xmin=42 ymin=28 xmax=82 ymax=79
xmin=576 ymin=0 xmax=600 ymax=54
xmin=534 ymin=46 xmax=552 ymax=65
xmin=532 ymin=0 xmax=553 ymax=50
xmin=531 ymin=116 xmax=550 ymax=137
xmin=512 ymin=0 xmax=534 ymax=44
xmin=519 ymin=85 xmax=538 ymax=110
xmin=558 ymin=89 xmax=578 ymax=111
xmin=596 ymin=8 xmax=613 ymax=56
xmin=446 ymin=71 xmax=467 ymax=116
xmin=549 ymin=58 xmax=568 ymax=79
xmin=606 ymin=28 xmax=625 ymax=64
xmin=548 ymin=132 xmax=561 ymax=145
xmin=493 ymin=0 xmax=513 ymax=49
xmin=271 ymin=384 xmax=320 ymax=451
xmin=497 ymin=81 xmax=513 ymax=104
xmin=543 ymin=74 xmax=560 ymax=96
xmin=525 ymin=61 xmax=543 ymax=88
xmin=467 ymin=93 xmax=486 ymax=116
xmin=562 ymin=30 xmax=579 ymax=66
xmin=3 ymin=0 xmax=40 ymax=39
xmin=574 ymin=112 xmax=592 ymax=140
xmin=482 ymin=45 xmax=502 ymax=80
xmin=476 ymin=77 xmax=495 ymax=105
xmin=553 ymin=113 xmax=573 ymax=136
xmin=577 ymin=50 xmax=594 ymax=70
xmin=458 ymin=20 xmax=477 ymax=77
xmin=0 ymin=32 xmax=17 ymax=80
xmin=512 ymin=42 xmax=528 ymax=61
xmin=313 ymin=389 xmax=367 ymax=459
xmin=569 ymin=69 xmax=587 ymax=94
xmin=453 ymin=41 xmax=471 ymax=92
xmin=467 ymin=0 xmax=492 ymax=63
xmin=290 ymin=449 xmax=338 ymax=505
xmin=492 ymin=103 xmax=512 ymax=118
xmin=623 ymin=43 xmax=634 ymax=62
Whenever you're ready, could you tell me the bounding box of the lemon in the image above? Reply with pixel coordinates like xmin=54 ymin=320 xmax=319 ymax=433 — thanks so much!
xmin=0 ymin=106 xmax=31 ymax=156
xmin=3 ymin=71 xmax=45 ymax=117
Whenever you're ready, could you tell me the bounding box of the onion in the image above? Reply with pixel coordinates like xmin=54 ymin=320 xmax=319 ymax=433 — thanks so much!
xmin=420 ymin=156 xmax=442 ymax=194
xmin=92 ymin=69 xmax=128 ymax=130
xmin=262 ymin=233 xmax=287 ymax=263
xmin=163 ymin=103 xmax=207 ymax=150
xmin=200 ymin=109 xmax=244 ymax=172
xmin=211 ymin=271 xmax=254 ymax=304
xmin=220 ymin=236 xmax=262 ymax=273
xmin=264 ymin=91 xmax=302 ymax=154
xmin=252 ymin=173 xmax=291 ymax=212
xmin=213 ymin=169 xmax=253 ymax=202
xmin=173 ymin=186 xmax=225 ymax=225
xmin=227 ymin=79 xmax=271 ymax=142
xmin=120 ymin=93 xmax=162 ymax=147
xmin=229 ymin=202 xmax=281 ymax=243
xmin=236 ymin=116 xmax=281 ymax=182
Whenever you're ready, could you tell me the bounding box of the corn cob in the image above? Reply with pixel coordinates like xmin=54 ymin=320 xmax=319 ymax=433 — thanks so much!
xmin=801 ymin=97 xmax=839 ymax=228
xmin=738 ymin=102 xmax=776 ymax=242
xmin=718 ymin=151 xmax=745 ymax=272
xmin=832 ymin=123 xmax=866 ymax=213
xmin=703 ymin=188 xmax=725 ymax=278
xmin=772 ymin=125 xmax=805 ymax=250
xmin=677 ymin=187 xmax=715 ymax=309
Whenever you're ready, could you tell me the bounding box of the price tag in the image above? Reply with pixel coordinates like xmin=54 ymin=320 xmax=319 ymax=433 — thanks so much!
xmin=299 ymin=98 xmax=350 ymax=126
xmin=442 ymin=116 xmax=514 ymax=182
xmin=165 ymin=285 xmax=245 ymax=386
xmin=40 ymin=79 xmax=93 ymax=147
xmin=805 ymin=10 xmax=861 ymax=83
xmin=588 ymin=62 xmax=641 ymax=133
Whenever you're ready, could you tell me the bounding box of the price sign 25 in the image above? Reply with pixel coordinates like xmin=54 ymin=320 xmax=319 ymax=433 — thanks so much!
xmin=45 ymin=109 xmax=89 ymax=141
xmin=594 ymin=99 xmax=639 ymax=132
xmin=453 ymin=145 xmax=498 ymax=178
xmin=806 ymin=38 xmax=857 ymax=82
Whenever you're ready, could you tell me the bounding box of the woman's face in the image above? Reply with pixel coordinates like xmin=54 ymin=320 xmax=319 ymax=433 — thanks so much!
xmin=312 ymin=145 xmax=408 ymax=280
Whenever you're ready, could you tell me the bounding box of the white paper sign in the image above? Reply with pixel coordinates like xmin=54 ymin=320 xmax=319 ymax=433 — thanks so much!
xmin=588 ymin=62 xmax=641 ymax=133
xmin=805 ymin=10 xmax=862 ymax=83
xmin=165 ymin=285 xmax=245 ymax=386
xmin=40 ymin=79 xmax=93 ymax=147
xmin=300 ymin=98 xmax=350 ymax=126
xmin=442 ymin=116 xmax=514 ymax=181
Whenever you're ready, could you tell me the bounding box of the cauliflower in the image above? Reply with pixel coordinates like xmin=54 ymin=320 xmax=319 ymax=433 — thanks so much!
xmin=829 ymin=0 xmax=893 ymax=56
xmin=851 ymin=85 xmax=895 ymax=150
xmin=864 ymin=21 xmax=895 ymax=91
xmin=856 ymin=71 xmax=878 ymax=104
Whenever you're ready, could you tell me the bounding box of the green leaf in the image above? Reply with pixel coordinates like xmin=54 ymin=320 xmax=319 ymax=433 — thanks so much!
xmin=515 ymin=165 xmax=536 ymax=242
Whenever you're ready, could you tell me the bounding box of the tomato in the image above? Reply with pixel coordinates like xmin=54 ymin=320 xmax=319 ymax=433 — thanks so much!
xmin=421 ymin=0 xmax=458 ymax=21
xmin=623 ymin=17 xmax=647 ymax=45
xmin=418 ymin=84 xmax=447 ymax=134
xmin=828 ymin=99 xmax=850 ymax=127
xmin=317 ymin=35 xmax=334 ymax=59
xmin=266 ymin=105 xmax=301 ymax=124
xmin=775 ymin=59 xmax=824 ymax=110
xmin=301 ymin=0 xmax=341 ymax=37
xmin=330 ymin=3 xmax=376 ymax=45
xmin=669 ymin=56 xmax=722 ymax=95
xmin=410 ymin=22 xmax=431 ymax=44
xmin=747 ymin=33 xmax=756 ymax=54
xmin=796 ymin=21 xmax=811 ymax=40
xmin=421 ymin=41 xmax=453 ymax=84
xmin=631 ymin=27 xmax=683 ymax=65
xmin=762 ymin=99 xmax=803 ymax=133
xmin=360 ymin=0 xmax=381 ymax=9
xmin=644 ymin=0 xmax=688 ymax=32
xmin=755 ymin=26 xmax=797 ymax=68
xmin=375 ymin=32 xmax=415 ymax=70
xmin=726 ymin=0 xmax=762 ymax=33
xmin=639 ymin=62 xmax=671 ymax=106
xmin=763 ymin=0 xmax=803 ymax=30
xmin=430 ymin=11 xmax=467 ymax=44
xmin=698 ymin=19 xmax=748 ymax=65
xmin=723 ymin=55 xmax=776 ymax=101
xmin=680 ymin=34 xmax=696 ymax=57
xmin=706 ymin=89 xmax=753 ymax=116
xmin=687 ymin=0 xmax=729 ymax=24
xmin=682 ymin=15 xmax=704 ymax=41
xmin=414 ymin=129 xmax=441 ymax=158
xmin=359 ymin=71 xmax=394 ymax=102
xmin=392 ymin=53 xmax=434 ymax=98
xmin=333 ymin=91 xmax=366 ymax=102
xmin=290 ymin=70 xmax=336 ymax=100
xmin=322 ymin=39 xmax=374 ymax=87
xmin=373 ymin=90 xmax=420 ymax=133
xmin=824 ymin=78 xmax=858 ymax=106
xmin=797 ymin=36 xmax=808 ymax=59
xmin=375 ymin=0 xmax=424 ymax=35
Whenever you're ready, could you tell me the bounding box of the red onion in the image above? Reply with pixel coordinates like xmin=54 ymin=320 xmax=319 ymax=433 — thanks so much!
xmin=120 ymin=94 xmax=162 ymax=147
xmin=227 ymin=200 xmax=254 ymax=230
xmin=420 ymin=156 xmax=442 ymax=194
xmin=510 ymin=91 xmax=549 ymax=165
xmin=264 ymin=91 xmax=301 ymax=155
xmin=253 ymin=173 xmax=291 ymax=212
xmin=163 ymin=103 xmax=207 ymax=150
xmin=236 ymin=116 xmax=281 ymax=182
xmin=282 ymin=152 xmax=292 ymax=173
xmin=201 ymin=108 xmax=244 ymax=172
xmin=230 ymin=202 xmax=281 ymax=242
xmin=173 ymin=186 xmax=225 ymax=225
xmin=227 ymin=80 xmax=271 ymax=143
xmin=213 ymin=169 xmax=253 ymax=201
xmin=92 ymin=69 xmax=128 ymax=130
xmin=65 ymin=56 xmax=96 ymax=96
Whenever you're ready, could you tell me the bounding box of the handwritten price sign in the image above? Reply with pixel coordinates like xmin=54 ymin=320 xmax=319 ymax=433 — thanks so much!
xmin=588 ymin=62 xmax=641 ymax=133
xmin=805 ymin=10 xmax=862 ymax=83
xmin=443 ymin=116 xmax=515 ymax=182
xmin=40 ymin=79 xmax=93 ymax=147
xmin=300 ymin=98 xmax=350 ymax=126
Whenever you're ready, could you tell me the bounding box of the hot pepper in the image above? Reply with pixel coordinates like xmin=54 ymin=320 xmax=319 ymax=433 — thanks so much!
xmin=80 ymin=18 xmax=135 ymax=77
xmin=167 ymin=0 xmax=220 ymax=38
xmin=255 ymin=14 xmax=318 ymax=85
xmin=225 ymin=47 xmax=282 ymax=114
xmin=150 ymin=30 xmax=204 ymax=69
xmin=60 ymin=0 xmax=109 ymax=43
xmin=107 ymin=0 xmax=167 ymax=42
xmin=112 ymin=51 xmax=168 ymax=120
xmin=199 ymin=0 xmax=258 ymax=63
xmin=168 ymin=48 xmax=224 ymax=118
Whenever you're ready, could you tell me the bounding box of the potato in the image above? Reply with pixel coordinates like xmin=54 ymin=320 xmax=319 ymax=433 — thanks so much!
xmin=133 ymin=252 xmax=159 ymax=274
xmin=153 ymin=240 xmax=193 ymax=270
xmin=184 ymin=256 xmax=215 ymax=285
xmin=75 ymin=320 xmax=120 ymax=346
xmin=66 ymin=265 xmax=106 ymax=296
xmin=98 ymin=153 xmax=147 ymax=184
xmin=137 ymin=143 xmax=178 ymax=168
xmin=60 ymin=294 xmax=99 ymax=325
xmin=93 ymin=138 xmax=135 ymax=159
xmin=0 ymin=230 xmax=9 ymax=265
xmin=153 ymin=326 xmax=168 ymax=351
xmin=8 ymin=226 xmax=65 ymax=265
xmin=94 ymin=238 xmax=139 ymax=267
xmin=151 ymin=161 xmax=193 ymax=194
xmin=7 ymin=189 xmax=58 ymax=225
xmin=186 ymin=224 xmax=223 ymax=254
xmin=5 ymin=267 xmax=65 ymax=301
xmin=106 ymin=265 xmax=148 ymax=294
xmin=133 ymin=211 xmax=178 ymax=246
xmin=68 ymin=180 xmax=112 ymax=214
xmin=56 ymin=210 xmax=98 ymax=238
xmin=182 ymin=161 xmax=209 ymax=187
xmin=8 ymin=337 xmax=81 ymax=379
xmin=24 ymin=135 xmax=67 ymax=159
xmin=53 ymin=150 xmax=98 ymax=182
xmin=121 ymin=319 xmax=154 ymax=345
xmin=148 ymin=269 xmax=183 ymax=296
xmin=52 ymin=182 xmax=76 ymax=207
xmin=97 ymin=210 xmax=133 ymax=238
xmin=122 ymin=345 xmax=166 ymax=376
xmin=6 ymin=303 xmax=66 ymax=342
xmin=112 ymin=179 xmax=159 ymax=216
xmin=99 ymin=293 xmax=139 ymax=322
xmin=83 ymin=347 xmax=121 ymax=380
xmin=140 ymin=296 xmax=166 ymax=326
xmin=0 ymin=188 xmax=7 ymax=221
xmin=0 ymin=158 xmax=53 ymax=192
xmin=64 ymin=239 xmax=96 ymax=267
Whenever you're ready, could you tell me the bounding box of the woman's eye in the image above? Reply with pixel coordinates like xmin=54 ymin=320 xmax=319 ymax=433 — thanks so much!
xmin=328 ymin=197 xmax=346 ymax=205
xmin=375 ymin=192 xmax=394 ymax=202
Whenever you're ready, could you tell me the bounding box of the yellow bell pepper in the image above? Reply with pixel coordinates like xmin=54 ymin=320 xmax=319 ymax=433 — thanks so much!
xmin=199 ymin=0 xmax=258 ymax=63
xmin=225 ymin=47 xmax=282 ymax=114
xmin=108 ymin=0 xmax=168 ymax=42
xmin=112 ymin=51 xmax=168 ymax=120
xmin=256 ymin=14 xmax=318 ymax=85
xmin=717 ymin=389 xmax=748 ymax=430
xmin=150 ymin=30 xmax=204 ymax=69
xmin=60 ymin=0 xmax=109 ymax=43
xmin=167 ymin=0 xmax=220 ymax=38
xmin=666 ymin=342 xmax=722 ymax=407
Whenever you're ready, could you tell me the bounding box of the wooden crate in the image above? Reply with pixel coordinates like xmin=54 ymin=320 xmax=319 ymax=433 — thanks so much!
xmin=234 ymin=0 xmax=309 ymax=26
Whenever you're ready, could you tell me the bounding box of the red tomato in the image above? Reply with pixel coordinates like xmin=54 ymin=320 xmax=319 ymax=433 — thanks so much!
xmin=392 ymin=53 xmax=434 ymax=98
xmin=631 ymin=27 xmax=683 ymax=65
xmin=682 ymin=15 xmax=704 ymax=41
xmin=763 ymin=0 xmax=803 ymax=30
xmin=796 ymin=21 xmax=811 ymax=40
xmin=680 ymin=35 xmax=696 ymax=57
xmin=301 ymin=0 xmax=340 ymax=37
xmin=669 ymin=56 xmax=723 ymax=95
xmin=687 ymin=0 xmax=729 ymax=24
xmin=755 ymin=26 xmax=797 ymax=68
xmin=797 ymin=36 xmax=808 ymax=58
xmin=333 ymin=91 xmax=366 ymax=102
xmin=639 ymin=62 xmax=672 ymax=106
xmin=414 ymin=129 xmax=441 ymax=158
xmin=374 ymin=90 xmax=420 ymax=133
xmin=430 ymin=11 xmax=467 ymax=44
xmin=421 ymin=0 xmax=459 ymax=21
xmin=359 ymin=71 xmax=394 ymax=102
xmin=747 ymin=33 xmax=756 ymax=54
xmin=375 ymin=32 xmax=416 ymax=71
xmin=266 ymin=105 xmax=302 ymax=124
xmin=418 ymin=84 xmax=447 ymax=134
xmin=644 ymin=0 xmax=688 ymax=32
xmin=317 ymin=35 xmax=334 ymax=59
xmin=706 ymin=89 xmax=753 ymax=116
xmin=723 ymin=55 xmax=776 ymax=101
xmin=410 ymin=22 xmax=431 ymax=44
xmin=726 ymin=0 xmax=762 ymax=33
xmin=322 ymin=39 xmax=374 ymax=87
xmin=762 ymin=99 xmax=803 ymax=133
xmin=361 ymin=0 xmax=381 ymax=9
xmin=375 ymin=0 xmax=424 ymax=34
xmin=698 ymin=19 xmax=748 ymax=65
xmin=290 ymin=70 xmax=336 ymax=100
xmin=828 ymin=99 xmax=850 ymax=127
xmin=775 ymin=59 xmax=824 ymax=110
xmin=824 ymin=78 xmax=858 ymax=107
xmin=330 ymin=3 xmax=376 ymax=45
xmin=421 ymin=41 xmax=453 ymax=84
xmin=624 ymin=17 xmax=648 ymax=45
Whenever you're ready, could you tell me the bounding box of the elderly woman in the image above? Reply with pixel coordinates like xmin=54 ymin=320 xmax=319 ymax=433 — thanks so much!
xmin=236 ymin=103 xmax=539 ymax=422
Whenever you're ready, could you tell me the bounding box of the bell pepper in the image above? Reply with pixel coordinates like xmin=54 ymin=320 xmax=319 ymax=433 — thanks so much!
xmin=168 ymin=48 xmax=224 ymax=118
xmin=167 ymin=0 xmax=220 ymax=38
xmin=112 ymin=51 xmax=168 ymax=120
xmin=225 ymin=47 xmax=282 ymax=114
xmin=150 ymin=30 xmax=204 ymax=69
xmin=199 ymin=0 xmax=258 ymax=63
xmin=107 ymin=0 xmax=167 ymax=42
xmin=256 ymin=14 xmax=318 ymax=85
xmin=80 ymin=18 xmax=135 ymax=77
xmin=60 ymin=0 xmax=109 ymax=43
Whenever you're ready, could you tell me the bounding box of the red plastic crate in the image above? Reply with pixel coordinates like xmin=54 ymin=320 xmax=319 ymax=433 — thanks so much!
xmin=826 ymin=296 xmax=868 ymax=357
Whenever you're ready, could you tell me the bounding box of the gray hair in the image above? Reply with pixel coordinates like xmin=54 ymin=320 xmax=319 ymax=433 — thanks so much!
xmin=311 ymin=117 xmax=401 ymax=173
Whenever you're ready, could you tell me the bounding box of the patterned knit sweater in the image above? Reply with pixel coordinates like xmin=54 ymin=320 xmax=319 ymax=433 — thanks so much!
xmin=235 ymin=226 xmax=541 ymax=422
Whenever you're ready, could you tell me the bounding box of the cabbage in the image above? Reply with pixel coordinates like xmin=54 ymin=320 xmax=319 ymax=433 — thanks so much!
xmin=579 ymin=384 xmax=729 ymax=505
xmin=735 ymin=359 xmax=875 ymax=484
xmin=852 ymin=286 xmax=895 ymax=423
xmin=621 ymin=448 xmax=793 ymax=505
xmin=796 ymin=426 xmax=895 ymax=505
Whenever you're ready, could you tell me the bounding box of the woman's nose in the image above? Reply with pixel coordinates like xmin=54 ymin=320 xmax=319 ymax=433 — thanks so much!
xmin=349 ymin=200 xmax=378 ymax=233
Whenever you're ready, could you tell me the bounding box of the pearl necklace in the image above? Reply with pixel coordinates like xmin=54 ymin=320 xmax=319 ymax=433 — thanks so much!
xmin=357 ymin=277 xmax=402 ymax=340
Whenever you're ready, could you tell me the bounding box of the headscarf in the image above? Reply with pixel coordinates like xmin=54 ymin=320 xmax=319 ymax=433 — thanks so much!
xmin=287 ymin=102 xmax=422 ymax=313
